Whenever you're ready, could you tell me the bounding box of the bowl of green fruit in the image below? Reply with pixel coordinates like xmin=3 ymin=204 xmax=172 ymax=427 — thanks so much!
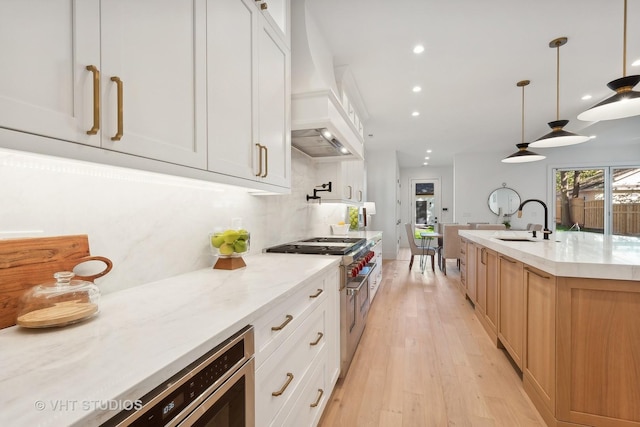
xmin=209 ymin=229 xmax=250 ymax=258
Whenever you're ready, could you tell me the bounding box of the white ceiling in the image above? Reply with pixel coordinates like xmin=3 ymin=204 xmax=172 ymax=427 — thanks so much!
xmin=305 ymin=0 xmax=640 ymax=168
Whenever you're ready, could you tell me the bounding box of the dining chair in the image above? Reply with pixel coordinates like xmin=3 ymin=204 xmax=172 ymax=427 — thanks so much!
xmin=404 ymin=223 xmax=435 ymax=272
xmin=440 ymin=224 xmax=471 ymax=275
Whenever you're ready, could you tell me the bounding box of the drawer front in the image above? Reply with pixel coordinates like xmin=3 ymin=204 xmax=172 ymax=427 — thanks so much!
xmin=256 ymin=301 xmax=328 ymax=424
xmin=278 ymin=353 xmax=328 ymax=427
xmin=254 ymin=272 xmax=329 ymax=368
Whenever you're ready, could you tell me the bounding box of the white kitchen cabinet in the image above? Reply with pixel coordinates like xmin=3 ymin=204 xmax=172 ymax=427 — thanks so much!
xmin=0 ymin=0 xmax=100 ymax=147
xmin=0 ymin=0 xmax=207 ymax=169
xmin=253 ymin=267 xmax=339 ymax=427
xmin=257 ymin=0 xmax=290 ymax=48
xmin=315 ymin=159 xmax=365 ymax=204
xmin=207 ymin=0 xmax=291 ymax=189
xmin=100 ymin=0 xmax=207 ymax=168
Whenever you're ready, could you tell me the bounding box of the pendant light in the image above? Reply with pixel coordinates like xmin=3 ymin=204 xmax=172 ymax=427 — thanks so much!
xmin=529 ymin=37 xmax=590 ymax=148
xmin=578 ymin=0 xmax=640 ymax=121
xmin=503 ymin=80 xmax=546 ymax=163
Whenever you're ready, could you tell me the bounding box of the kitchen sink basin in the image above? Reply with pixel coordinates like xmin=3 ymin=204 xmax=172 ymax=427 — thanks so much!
xmin=496 ymin=237 xmax=538 ymax=242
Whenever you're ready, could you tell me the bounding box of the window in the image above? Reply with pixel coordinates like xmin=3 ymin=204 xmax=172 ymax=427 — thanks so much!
xmin=553 ymin=166 xmax=640 ymax=236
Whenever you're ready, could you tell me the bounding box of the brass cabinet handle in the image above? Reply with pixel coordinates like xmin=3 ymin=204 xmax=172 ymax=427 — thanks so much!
xmin=347 ymin=185 xmax=353 ymax=199
xmin=309 ymin=288 xmax=323 ymax=298
xmin=261 ymin=2 xmax=268 ymax=10
xmin=110 ymin=76 xmax=123 ymax=141
xmin=255 ymin=143 xmax=263 ymax=177
xmin=525 ymin=267 xmax=550 ymax=280
xmin=310 ymin=389 xmax=324 ymax=408
xmin=86 ymin=65 xmax=100 ymax=135
xmin=309 ymin=332 xmax=324 ymax=346
xmin=272 ymin=372 xmax=294 ymax=396
xmin=271 ymin=314 xmax=293 ymax=331
xmin=480 ymin=247 xmax=486 ymax=265
xmin=262 ymin=145 xmax=268 ymax=177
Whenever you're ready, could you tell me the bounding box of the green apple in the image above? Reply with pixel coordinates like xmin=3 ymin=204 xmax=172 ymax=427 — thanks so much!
xmin=223 ymin=230 xmax=240 ymax=244
xmin=219 ymin=242 xmax=235 ymax=256
xmin=233 ymin=240 xmax=247 ymax=253
xmin=211 ymin=234 xmax=225 ymax=248
xmin=237 ymin=230 xmax=249 ymax=241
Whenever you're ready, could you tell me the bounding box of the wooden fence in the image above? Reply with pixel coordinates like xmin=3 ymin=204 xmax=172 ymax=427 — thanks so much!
xmin=555 ymin=199 xmax=640 ymax=235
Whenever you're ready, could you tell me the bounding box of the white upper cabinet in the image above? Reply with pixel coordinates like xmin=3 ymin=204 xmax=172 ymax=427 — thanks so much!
xmin=208 ymin=0 xmax=290 ymax=189
xmin=100 ymin=0 xmax=207 ymax=168
xmin=0 ymin=0 xmax=100 ymax=146
xmin=256 ymin=0 xmax=290 ymax=47
xmin=315 ymin=160 xmax=364 ymax=205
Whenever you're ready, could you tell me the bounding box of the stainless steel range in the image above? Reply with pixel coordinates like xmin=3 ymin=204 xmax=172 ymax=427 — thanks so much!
xmin=266 ymin=237 xmax=376 ymax=378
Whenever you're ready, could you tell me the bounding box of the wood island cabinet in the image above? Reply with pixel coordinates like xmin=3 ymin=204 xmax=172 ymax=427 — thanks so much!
xmin=497 ymin=255 xmax=524 ymax=369
xmin=462 ymin=235 xmax=640 ymax=427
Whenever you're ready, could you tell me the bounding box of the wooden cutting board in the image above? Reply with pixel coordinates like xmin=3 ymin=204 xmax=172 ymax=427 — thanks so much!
xmin=0 ymin=235 xmax=111 ymax=329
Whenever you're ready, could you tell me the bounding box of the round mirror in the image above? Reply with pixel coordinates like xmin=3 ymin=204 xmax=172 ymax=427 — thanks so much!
xmin=488 ymin=187 xmax=521 ymax=216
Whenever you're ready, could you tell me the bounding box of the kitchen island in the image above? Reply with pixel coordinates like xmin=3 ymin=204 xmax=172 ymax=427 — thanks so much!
xmin=459 ymin=230 xmax=640 ymax=427
xmin=0 ymin=253 xmax=341 ymax=427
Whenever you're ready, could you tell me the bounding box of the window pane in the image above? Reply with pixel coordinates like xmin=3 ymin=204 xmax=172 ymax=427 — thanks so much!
xmin=555 ymin=169 xmax=605 ymax=234
xmin=612 ymin=167 xmax=640 ymax=237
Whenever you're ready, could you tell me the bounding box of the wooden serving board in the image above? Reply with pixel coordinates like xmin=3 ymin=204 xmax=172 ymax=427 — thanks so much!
xmin=0 ymin=235 xmax=111 ymax=330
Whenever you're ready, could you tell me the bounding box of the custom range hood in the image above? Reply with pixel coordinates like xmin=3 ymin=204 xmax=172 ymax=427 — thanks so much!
xmin=291 ymin=0 xmax=365 ymax=160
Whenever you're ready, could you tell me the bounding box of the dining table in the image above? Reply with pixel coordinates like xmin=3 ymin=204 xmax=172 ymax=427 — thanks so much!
xmin=419 ymin=231 xmax=442 ymax=273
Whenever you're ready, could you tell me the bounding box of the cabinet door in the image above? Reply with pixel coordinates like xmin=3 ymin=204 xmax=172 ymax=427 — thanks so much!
xmin=257 ymin=16 xmax=290 ymax=187
xmin=498 ymin=255 xmax=524 ymax=369
xmin=485 ymin=249 xmax=499 ymax=332
xmin=524 ymin=266 xmax=556 ymax=415
xmin=207 ymin=0 xmax=258 ymax=180
xmin=466 ymin=241 xmax=477 ymax=302
xmin=0 ymin=0 xmax=100 ymax=146
xmin=100 ymin=0 xmax=207 ymax=168
xmin=476 ymin=247 xmax=487 ymax=314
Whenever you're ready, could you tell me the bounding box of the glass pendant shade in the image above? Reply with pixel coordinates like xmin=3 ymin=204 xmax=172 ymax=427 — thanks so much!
xmin=577 ymin=75 xmax=640 ymax=121
xmin=502 ymin=143 xmax=546 ymax=163
xmin=529 ymin=119 xmax=591 ymax=147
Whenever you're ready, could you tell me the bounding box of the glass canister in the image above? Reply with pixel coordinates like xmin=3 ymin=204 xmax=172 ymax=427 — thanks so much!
xmin=16 ymin=271 xmax=101 ymax=328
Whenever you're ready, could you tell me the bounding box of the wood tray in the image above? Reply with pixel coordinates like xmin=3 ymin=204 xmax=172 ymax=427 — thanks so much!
xmin=0 ymin=235 xmax=111 ymax=329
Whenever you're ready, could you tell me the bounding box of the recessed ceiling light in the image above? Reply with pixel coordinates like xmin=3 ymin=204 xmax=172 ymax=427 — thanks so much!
xmin=412 ymin=111 xmax=420 ymax=117
xmin=424 ymin=156 xmax=430 ymax=160
xmin=322 ymin=130 xmax=332 ymax=139
xmin=412 ymin=86 xmax=422 ymax=93
xmin=413 ymin=45 xmax=425 ymax=54
xmin=423 ymin=162 xmax=428 ymax=165
xmin=632 ymin=59 xmax=640 ymax=67
xmin=426 ymin=149 xmax=432 ymax=153
xmin=582 ymin=94 xmax=593 ymax=100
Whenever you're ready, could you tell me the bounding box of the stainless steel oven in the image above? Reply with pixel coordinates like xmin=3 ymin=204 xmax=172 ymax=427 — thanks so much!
xmin=103 ymin=326 xmax=254 ymax=427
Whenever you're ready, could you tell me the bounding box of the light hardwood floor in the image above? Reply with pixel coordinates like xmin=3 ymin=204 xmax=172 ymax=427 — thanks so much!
xmin=319 ymin=249 xmax=546 ymax=427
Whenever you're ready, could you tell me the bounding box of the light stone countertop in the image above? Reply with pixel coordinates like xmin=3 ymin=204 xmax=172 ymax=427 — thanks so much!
xmin=459 ymin=230 xmax=640 ymax=281
xmin=0 ymin=253 xmax=341 ymax=427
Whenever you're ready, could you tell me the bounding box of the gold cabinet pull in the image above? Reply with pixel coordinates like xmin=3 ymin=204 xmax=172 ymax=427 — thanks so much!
xmin=309 ymin=332 xmax=323 ymax=346
xmin=272 ymin=372 xmax=294 ymax=397
xmin=347 ymin=185 xmax=353 ymax=199
xmin=271 ymin=314 xmax=293 ymax=331
xmin=310 ymin=389 xmax=324 ymax=408
xmin=262 ymin=145 xmax=268 ymax=177
xmin=261 ymin=2 xmax=268 ymax=9
xmin=525 ymin=267 xmax=550 ymax=280
xmin=309 ymin=288 xmax=323 ymax=298
xmin=86 ymin=65 xmax=100 ymax=135
xmin=255 ymin=143 xmax=263 ymax=177
xmin=110 ymin=76 xmax=123 ymax=141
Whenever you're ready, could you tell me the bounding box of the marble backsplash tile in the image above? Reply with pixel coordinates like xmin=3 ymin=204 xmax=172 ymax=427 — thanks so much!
xmin=0 ymin=148 xmax=350 ymax=294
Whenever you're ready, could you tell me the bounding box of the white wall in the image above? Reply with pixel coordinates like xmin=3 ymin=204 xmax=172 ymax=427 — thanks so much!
xmin=365 ymin=149 xmax=399 ymax=259
xmin=454 ymin=141 xmax=640 ymax=230
xmin=0 ymin=148 xmax=348 ymax=295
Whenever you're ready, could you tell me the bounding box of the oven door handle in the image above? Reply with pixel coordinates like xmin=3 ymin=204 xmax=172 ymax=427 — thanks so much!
xmin=346 ymin=278 xmax=367 ymax=295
